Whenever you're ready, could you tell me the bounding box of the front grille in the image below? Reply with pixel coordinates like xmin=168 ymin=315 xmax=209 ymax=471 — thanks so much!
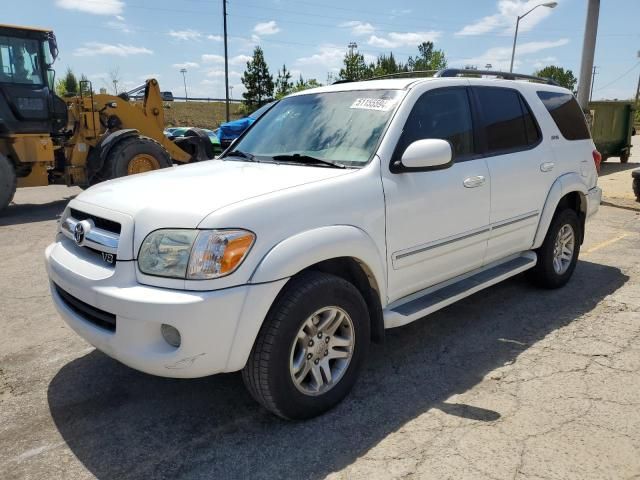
xmin=70 ymin=208 xmax=121 ymax=235
xmin=55 ymin=284 xmax=116 ymax=332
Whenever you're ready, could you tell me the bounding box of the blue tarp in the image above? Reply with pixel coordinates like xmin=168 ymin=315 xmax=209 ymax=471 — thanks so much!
xmin=217 ymin=117 xmax=255 ymax=142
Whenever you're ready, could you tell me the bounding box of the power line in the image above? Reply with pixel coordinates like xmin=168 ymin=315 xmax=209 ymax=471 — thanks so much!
xmin=594 ymin=61 xmax=640 ymax=92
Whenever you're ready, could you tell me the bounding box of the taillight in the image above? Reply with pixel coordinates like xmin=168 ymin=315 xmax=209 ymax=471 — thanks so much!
xmin=592 ymin=150 xmax=602 ymax=173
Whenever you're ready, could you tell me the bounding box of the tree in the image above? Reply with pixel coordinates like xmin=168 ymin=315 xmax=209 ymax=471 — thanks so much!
xmin=339 ymin=47 xmax=371 ymax=81
xmin=407 ymin=42 xmax=447 ymax=72
xmin=55 ymin=67 xmax=78 ymax=96
xmin=371 ymin=52 xmax=408 ymax=77
xmin=291 ymin=75 xmax=322 ymax=94
xmin=108 ymin=66 xmax=122 ymax=94
xmin=533 ymin=66 xmax=577 ymax=91
xmin=275 ymin=64 xmax=293 ymax=99
xmin=241 ymin=46 xmax=275 ymax=110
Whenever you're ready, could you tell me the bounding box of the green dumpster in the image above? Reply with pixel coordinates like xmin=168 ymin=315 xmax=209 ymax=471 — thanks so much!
xmin=588 ymin=101 xmax=636 ymax=163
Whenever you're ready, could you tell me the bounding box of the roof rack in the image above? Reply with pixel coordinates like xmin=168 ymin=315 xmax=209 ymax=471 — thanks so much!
xmin=333 ymin=68 xmax=559 ymax=86
xmin=434 ymin=68 xmax=559 ymax=86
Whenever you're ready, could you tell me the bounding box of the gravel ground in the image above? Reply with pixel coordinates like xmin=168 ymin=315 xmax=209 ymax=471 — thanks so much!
xmin=0 ymin=170 xmax=639 ymax=479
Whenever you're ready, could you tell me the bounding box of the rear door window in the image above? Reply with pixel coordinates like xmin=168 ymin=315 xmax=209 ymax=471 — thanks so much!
xmin=536 ymin=91 xmax=590 ymax=140
xmin=474 ymin=87 xmax=540 ymax=154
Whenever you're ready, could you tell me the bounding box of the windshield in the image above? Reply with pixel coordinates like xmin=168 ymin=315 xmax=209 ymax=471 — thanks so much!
xmin=249 ymin=101 xmax=275 ymax=119
xmin=0 ymin=36 xmax=44 ymax=85
xmin=230 ymin=89 xmax=403 ymax=167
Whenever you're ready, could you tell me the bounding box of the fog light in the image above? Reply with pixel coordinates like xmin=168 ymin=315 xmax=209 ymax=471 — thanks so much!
xmin=161 ymin=324 xmax=181 ymax=348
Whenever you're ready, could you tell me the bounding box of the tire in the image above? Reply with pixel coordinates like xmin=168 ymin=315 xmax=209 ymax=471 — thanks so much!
xmin=102 ymin=135 xmax=172 ymax=180
xmin=620 ymin=152 xmax=630 ymax=164
xmin=0 ymin=153 xmax=17 ymax=214
xmin=242 ymin=271 xmax=370 ymax=420
xmin=633 ymin=176 xmax=640 ymax=202
xmin=530 ymin=209 xmax=581 ymax=289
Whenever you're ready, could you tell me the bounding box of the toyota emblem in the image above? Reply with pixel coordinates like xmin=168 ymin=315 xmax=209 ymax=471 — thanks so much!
xmin=74 ymin=221 xmax=87 ymax=245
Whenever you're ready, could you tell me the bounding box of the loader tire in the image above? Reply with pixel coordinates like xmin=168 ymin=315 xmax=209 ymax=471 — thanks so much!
xmin=0 ymin=153 xmax=17 ymax=214
xmin=103 ymin=136 xmax=172 ymax=180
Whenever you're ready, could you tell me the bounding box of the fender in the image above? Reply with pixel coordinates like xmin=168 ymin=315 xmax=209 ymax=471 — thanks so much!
xmin=532 ymin=173 xmax=587 ymax=249
xmin=249 ymin=225 xmax=387 ymax=303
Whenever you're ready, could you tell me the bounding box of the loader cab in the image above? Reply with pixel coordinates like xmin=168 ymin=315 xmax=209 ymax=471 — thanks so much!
xmin=0 ymin=24 xmax=62 ymax=135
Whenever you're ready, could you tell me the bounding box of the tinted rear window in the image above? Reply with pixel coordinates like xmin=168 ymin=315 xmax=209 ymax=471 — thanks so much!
xmin=537 ymin=91 xmax=590 ymax=140
xmin=475 ymin=87 xmax=540 ymax=153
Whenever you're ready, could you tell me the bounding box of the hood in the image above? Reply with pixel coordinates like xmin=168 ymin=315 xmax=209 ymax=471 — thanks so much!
xmin=74 ymin=160 xmax=351 ymax=226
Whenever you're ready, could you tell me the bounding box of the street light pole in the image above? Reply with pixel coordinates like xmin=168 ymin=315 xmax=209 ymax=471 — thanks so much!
xmin=180 ymin=68 xmax=188 ymax=101
xmin=223 ymin=0 xmax=230 ymax=122
xmin=509 ymin=2 xmax=558 ymax=73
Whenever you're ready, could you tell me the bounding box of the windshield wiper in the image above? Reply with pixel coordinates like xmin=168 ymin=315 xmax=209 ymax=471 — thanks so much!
xmin=271 ymin=154 xmax=345 ymax=169
xmin=227 ymin=150 xmax=256 ymax=162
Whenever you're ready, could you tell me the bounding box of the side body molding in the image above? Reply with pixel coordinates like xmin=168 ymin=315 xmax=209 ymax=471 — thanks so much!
xmin=249 ymin=225 xmax=387 ymax=303
xmin=532 ymin=173 xmax=587 ymax=249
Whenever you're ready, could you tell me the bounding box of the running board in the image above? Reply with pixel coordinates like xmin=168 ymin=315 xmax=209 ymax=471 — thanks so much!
xmin=384 ymin=252 xmax=537 ymax=329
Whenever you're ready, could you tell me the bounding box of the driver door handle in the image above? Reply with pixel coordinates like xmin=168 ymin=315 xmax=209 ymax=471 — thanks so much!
xmin=463 ymin=175 xmax=486 ymax=188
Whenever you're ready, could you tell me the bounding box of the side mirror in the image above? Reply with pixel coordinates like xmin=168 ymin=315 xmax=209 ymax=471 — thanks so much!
xmin=395 ymin=138 xmax=453 ymax=172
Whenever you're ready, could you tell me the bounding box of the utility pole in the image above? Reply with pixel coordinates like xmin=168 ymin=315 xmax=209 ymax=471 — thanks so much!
xmin=577 ymin=0 xmax=600 ymax=110
xmin=348 ymin=42 xmax=357 ymax=56
xmin=635 ymin=50 xmax=640 ymax=106
xmin=589 ymin=65 xmax=597 ymax=101
xmin=223 ymin=0 xmax=230 ymax=121
xmin=180 ymin=68 xmax=188 ymax=101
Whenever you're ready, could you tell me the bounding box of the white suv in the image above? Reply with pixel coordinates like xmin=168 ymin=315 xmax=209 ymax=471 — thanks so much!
xmin=46 ymin=71 xmax=602 ymax=419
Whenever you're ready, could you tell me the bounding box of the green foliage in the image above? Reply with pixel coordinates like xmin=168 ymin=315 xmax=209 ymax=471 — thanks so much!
xmin=407 ymin=42 xmax=447 ymax=72
xmin=533 ymin=66 xmax=577 ymax=91
xmin=339 ymin=50 xmax=371 ymax=81
xmin=371 ymin=52 xmax=408 ymax=77
xmin=62 ymin=67 xmax=78 ymax=95
xmin=290 ymin=75 xmax=322 ymax=94
xmin=241 ymin=46 xmax=275 ymax=110
xmin=275 ymin=64 xmax=293 ymax=99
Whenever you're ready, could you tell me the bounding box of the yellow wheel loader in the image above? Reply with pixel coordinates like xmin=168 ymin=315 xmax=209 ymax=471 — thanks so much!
xmin=0 ymin=24 xmax=214 ymax=213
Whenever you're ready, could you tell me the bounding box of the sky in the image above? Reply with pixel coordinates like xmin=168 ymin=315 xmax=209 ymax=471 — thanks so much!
xmin=5 ymin=0 xmax=639 ymax=101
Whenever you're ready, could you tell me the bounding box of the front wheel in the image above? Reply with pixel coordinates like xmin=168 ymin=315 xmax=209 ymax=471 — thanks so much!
xmin=0 ymin=153 xmax=17 ymax=214
xmin=103 ymin=136 xmax=172 ymax=181
xmin=530 ymin=209 xmax=581 ymax=289
xmin=242 ymin=271 xmax=370 ymax=420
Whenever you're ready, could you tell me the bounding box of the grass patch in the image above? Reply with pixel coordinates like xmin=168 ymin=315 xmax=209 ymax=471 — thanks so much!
xmin=164 ymin=101 xmax=244 ymax=130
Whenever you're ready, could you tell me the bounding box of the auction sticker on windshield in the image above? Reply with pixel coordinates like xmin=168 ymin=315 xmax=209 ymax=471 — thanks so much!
xmin=350 ymin=98 xmax=396 ymax=111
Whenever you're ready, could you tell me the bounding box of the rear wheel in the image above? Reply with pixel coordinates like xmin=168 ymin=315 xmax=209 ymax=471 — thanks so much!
xmin=103 ymin=136 xmax=172 ymax=180
xmin=242 ymin=271 xmax=370 ymax=420
xmin=0 ymin=153 xmax=17 ymax=214
xmin=620 ymin=152 xmax=630 ymax=164
xmin=530 ymin=209 xmax=581 ymax=289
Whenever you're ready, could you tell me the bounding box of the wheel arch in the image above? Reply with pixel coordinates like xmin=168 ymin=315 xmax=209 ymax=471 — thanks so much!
xmin=533 ymin=173 xmax=588 ymax=248
xmin=249 ymin=226 xmax=387 ymax=343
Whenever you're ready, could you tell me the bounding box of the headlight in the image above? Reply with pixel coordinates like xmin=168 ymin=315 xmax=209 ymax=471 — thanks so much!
xmin=138 ymin=229 xmax=255 ymax=279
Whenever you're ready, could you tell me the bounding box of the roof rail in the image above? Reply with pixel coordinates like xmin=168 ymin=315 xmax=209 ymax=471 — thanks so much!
xmin=434 ymin=68 xmax=559 ymax=86
xmin=366 ymin=70 xmax=438 ymax=81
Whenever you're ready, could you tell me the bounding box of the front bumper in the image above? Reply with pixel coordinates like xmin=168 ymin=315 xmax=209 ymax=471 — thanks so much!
xmin=586 ymin=186 xmax=602 ymax=219
xmin=45 ymin=237 xmax=287 ymax=378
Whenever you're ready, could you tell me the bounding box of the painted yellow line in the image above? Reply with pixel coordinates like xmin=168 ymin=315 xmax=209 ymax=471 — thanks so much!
xmin=583 ymin=233 xmax=630 ymax=254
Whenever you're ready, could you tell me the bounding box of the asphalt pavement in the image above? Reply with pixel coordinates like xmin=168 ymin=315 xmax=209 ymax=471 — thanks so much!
xmin=1 ymin=162 xmax=639 ymax=479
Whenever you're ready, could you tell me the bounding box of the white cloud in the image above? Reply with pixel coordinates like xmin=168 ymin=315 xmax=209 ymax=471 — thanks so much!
xmin=207 ymin=34 xmax=223 ymax=41
xmin=205 ymin=70 xmax=241 ymax=78
xmin=456 ymin=0 xmax=560 ymax=36
xmin=55 ymin=0 xmax=124 ymax=15
xmin=296 ymin=45 xmax=345 ymax=69
xmin=169 ymin=29 xmax=202 ymax=41
xmin=454 ymin=39 xmax=569 ymax=70
xmin=172 ymin=62 xmax=200 ymax=69
xmin=73 ymin=42 xmax=153 ymax=57
xmin=253 ymin=20 xmax=280 ymax=35
xmin=391 ymin=8 xmax=412 ymax=16
xmin=367 ymin=31 xmax=441 ymax=49
xmin=339 ymin=21 xmax=375 ymax=36
xmin=106 ymin=18 xmax=133 ymax=33
xmin=202 ymin=54 xmax=251 ymax=65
